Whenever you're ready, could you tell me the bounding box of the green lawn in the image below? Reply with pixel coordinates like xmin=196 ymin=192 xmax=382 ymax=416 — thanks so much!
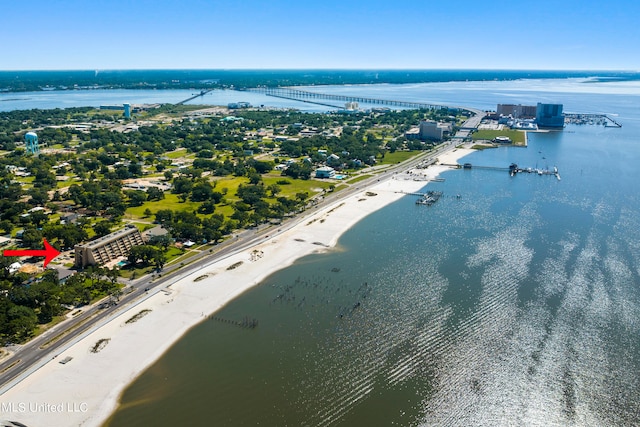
xmin=262 ymin=174 xmax=332 ymax=196
xmin=165 ymin=148 xmax=189 ymax=159
xmin=125 ymin=173 xmax=333 ymax=222
xmin=165 ymin=246 xmax=193 ymax=265
xmin=472 ymin=129 xmax=526 ymax=144
xmin=118 ymin=265 xmax=156 ymax=279
xmin=14 ymin=176 xmax=35 ymax=185
xmin=346 ymin=174 xmax=372 ymax=184
xmin=377 ymin=150 xmax=421 ymax=165
xmin=126 ymin=193 xmax=201 ymax=220
xmin=56 ymin=177 xmax=76 ymax=188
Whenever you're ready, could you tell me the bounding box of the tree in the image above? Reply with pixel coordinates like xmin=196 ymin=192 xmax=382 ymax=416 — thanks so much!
xmin=146 ymin=186 xmax=165 ymax=201
xmin=6 ymin=305 xmax=38 ymax=342
xmin=125 ymin=190 xmax=147 ymax=207
xmin=282 ymin=162 xmax=311 ymax=180
xmin=201 ymin=215 xmax=223 ymax=243
xmin=21 ymin=228 xmax=44 ymax=249
xmin=105 ymin=267 xmax=120 ymax=286
xmin=93 ymin=221 xmax=112 ymax=238
xmin=231 ymin=209 xmax=249 ymax=227
xmin=153 ymin=251 xmax=166 ymax=270
xmin=155 ymin=209 xmax=173 ymax=225
xmin=172 ymin=176 xmax=193 ymax=195
xmin=28 ymin=188 xmax=49 ymax=206
xmin=267 ymin=184 xmax=281 ymax=197
xmin=128 ymin=162 xmax=143 ymax=177
xmin=295 ymin=192 xmax=309 ymax=210
xmin=128 ymin=245 xmax=161 ymax=266
xmin=236 ymin=184 xmax=266 ymax=206
xmin=0 ymin=220 xmax=13 ymax=235
xmin=248 ymin=172 xmax=262 ymax=185
xmin=197 ymin=201 xmax=216 ymax=214
xmin=114 ymin=165 xmax=131 ymax=179
xmin=148 ymin=234 xmax=172 ymax=251
xmin=43 ymin=224 xmax=88 ymax=249
xmin=190 ymin=181 xmax=214 ymax=202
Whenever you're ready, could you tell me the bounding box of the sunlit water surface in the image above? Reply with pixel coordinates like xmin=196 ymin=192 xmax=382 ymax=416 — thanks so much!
xmin=96 ymin=79 xmax=640 ymax=426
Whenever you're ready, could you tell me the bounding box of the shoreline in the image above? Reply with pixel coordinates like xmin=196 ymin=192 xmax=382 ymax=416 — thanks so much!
xmin=0 ymin=148 xmax=474 ymax=427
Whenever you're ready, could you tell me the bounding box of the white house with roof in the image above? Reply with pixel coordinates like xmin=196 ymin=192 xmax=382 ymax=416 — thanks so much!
xmin=315 ymin=166 xmax=336 ymax=178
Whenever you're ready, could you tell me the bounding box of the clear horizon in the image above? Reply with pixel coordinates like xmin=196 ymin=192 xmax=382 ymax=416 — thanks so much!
xmin=2 ymin=68 xmax=639 ymax=72
xmin=3 ymin=0 xmax=639 ymax=71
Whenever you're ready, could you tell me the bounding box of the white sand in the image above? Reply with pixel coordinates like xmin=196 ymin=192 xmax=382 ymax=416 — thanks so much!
xmin=0 ymin=149 xmax=473 ymax=427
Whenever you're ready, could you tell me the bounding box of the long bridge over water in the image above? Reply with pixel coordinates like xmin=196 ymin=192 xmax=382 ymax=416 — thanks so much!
xmin=176 ymin=89 xmax=215 ymax=105
xmin=245 ymin=87 xmax=484 ymax=117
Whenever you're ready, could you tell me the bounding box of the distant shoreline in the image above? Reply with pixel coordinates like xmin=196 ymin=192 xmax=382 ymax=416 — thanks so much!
xmin=1 ymin=69 xmax=636 ymax=94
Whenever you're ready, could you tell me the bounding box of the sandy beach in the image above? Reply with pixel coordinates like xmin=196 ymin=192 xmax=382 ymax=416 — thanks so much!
xmin=0 ymin=149 xmax=473 ymax=427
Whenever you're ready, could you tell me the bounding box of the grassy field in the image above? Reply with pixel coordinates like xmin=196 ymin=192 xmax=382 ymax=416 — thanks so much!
xmin=126 ymin=193 xmax=202 ymax=220
xmin=346 ymin=174 xmax=372 ymax=184
xmin=56 ymin=176 xmax=77 ymax=188
xmin=472 ymin=129 xmax=526 ymax=144
xmin=262 ymin=174 xmax=332 ymax=196
xmin=118 ymin=264 xmax=156 ymax=279
xmin=124 ymin=174 xmax=331 ymax=221
xmin=165 ymin=148 xmax=189 ymax=159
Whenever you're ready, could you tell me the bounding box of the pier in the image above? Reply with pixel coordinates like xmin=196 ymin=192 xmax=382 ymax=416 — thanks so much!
xmin=457 ymin=163 xmax=561 ymax=180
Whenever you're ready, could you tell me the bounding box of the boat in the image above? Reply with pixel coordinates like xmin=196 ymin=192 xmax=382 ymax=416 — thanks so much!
xmin=416 ymin=191 xmax=443 ymax=206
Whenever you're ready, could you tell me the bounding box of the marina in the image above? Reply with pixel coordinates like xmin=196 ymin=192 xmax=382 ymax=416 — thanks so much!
xmin=564 ymin=112 xmax=622 ymax=127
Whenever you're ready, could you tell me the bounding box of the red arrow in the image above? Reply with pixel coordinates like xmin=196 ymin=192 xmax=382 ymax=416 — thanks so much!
xmin=3 ymin=239 xmax=61 ymax=268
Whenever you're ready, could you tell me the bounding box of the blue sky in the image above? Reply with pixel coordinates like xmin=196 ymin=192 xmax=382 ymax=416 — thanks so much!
xmin=2 ymin=0 xmax=638 ymax=70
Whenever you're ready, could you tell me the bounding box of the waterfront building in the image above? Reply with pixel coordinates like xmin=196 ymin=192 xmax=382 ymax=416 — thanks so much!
xmin=315 ymin=166 xmax=336 ymax=178
xmin=124 ymin=103 xmax=131 ymax=118
xmin=536 ymin=103 xmax=564 ymax=128
xmin=497 ymin=104 xmax=537 ymax=119
xmin=74 ymin=226 xmax=144 ymax=268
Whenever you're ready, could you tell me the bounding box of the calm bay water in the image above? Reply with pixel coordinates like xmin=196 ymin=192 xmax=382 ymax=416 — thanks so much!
xmin=0 ymin=88 xmax=328 ymax=112
xmin=23 ymin=78 xmax=638 ymax=426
